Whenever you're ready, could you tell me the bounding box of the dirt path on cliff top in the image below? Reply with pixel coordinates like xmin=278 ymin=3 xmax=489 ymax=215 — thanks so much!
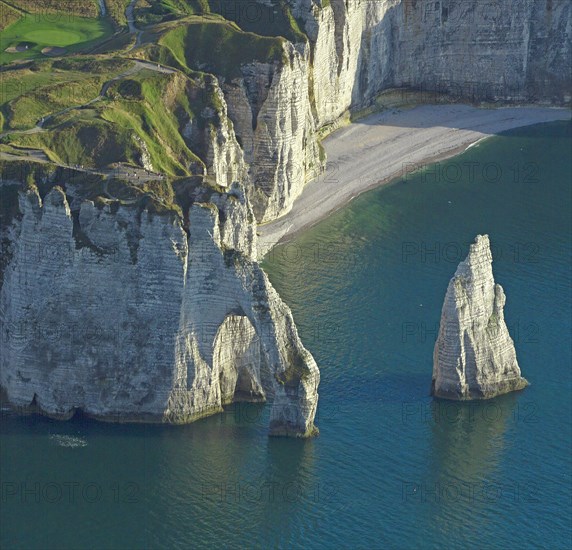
xmin=126 ymin=0 xmax=142 ymax=48
xmin=257 ymin=104 xmax=571 ymax=257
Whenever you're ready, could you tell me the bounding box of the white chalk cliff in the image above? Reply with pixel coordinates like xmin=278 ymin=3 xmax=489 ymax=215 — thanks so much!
xmin=0 ymin=181 xmax=318 ymax=436
xmin=213 ymin=0 xmax=572 ymax=222
xmin=432 ymin=235 xmax=528 ymax=400
xmin=2 ymin=0 xmax=568 ymax=434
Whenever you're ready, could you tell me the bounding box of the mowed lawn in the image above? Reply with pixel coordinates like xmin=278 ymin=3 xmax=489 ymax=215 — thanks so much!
xmin=0 ymin=14 xmax=114 ymax=64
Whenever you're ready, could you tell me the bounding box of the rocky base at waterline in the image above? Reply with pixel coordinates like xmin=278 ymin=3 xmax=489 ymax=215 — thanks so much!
xmin=432 ymin=235 xmax=528 ymax=400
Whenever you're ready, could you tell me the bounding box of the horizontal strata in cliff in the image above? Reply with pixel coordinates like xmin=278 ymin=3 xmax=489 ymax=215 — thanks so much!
xmin=142 ymin=0 xmax=571 ymax=224
xmin=432 ymin=235 xmax=528 ymax=400
xmin=0 ymin=174 xmax=319 ymax=437
xmin=259 ymin=0 xmax=571 ymax=217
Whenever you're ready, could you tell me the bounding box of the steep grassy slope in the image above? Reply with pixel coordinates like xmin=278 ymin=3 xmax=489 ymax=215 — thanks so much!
xmin=157 ymin=19 xmax=286 ymax=78
xmin=4 ymin=68 xmax=226 ymax=175
xmin=8 ymin=115 xmax=144 ymax=168
xmin=100 ymin=70 xmax=208 ymax=174
xmin=0 ymin=58 xmax=133 ymax=131
xmin=105 ymin=0 xmax=132 ymax=26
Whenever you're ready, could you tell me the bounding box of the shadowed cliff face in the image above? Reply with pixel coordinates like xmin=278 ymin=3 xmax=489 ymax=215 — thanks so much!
xmin=0 ymin=181 xmax=319 ymax=437
xmin=356 ymin=0 xmax=571 ymax=106
xmin=304 ymin=0 xmax=571 ymax=121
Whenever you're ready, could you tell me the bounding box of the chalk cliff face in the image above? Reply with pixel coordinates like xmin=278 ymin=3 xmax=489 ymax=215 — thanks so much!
xmin=0 ymin=181 xmax=319 ymax=436
xmin=432 ymin=235 xmax=528 ymax=400
xmin=2 ymin=0 xmax=567 ymax=433
xmin=221 ymin=43 xmax=321 ymax=222
xmin=204 ymin=85 xmax=249 ymax=189
xmin=295 ymin=0 xmax=571 ymax=122
xmin=209 ymin=0 xmax=571 ymax=221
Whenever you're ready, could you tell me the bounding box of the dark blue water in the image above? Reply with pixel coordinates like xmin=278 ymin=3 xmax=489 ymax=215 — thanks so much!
xmin=1 ymin=121 xmax=571 ymax=549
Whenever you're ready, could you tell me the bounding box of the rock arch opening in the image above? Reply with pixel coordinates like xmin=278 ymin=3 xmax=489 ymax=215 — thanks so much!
xmin=213 ymin=315 xmax=266 ymax=405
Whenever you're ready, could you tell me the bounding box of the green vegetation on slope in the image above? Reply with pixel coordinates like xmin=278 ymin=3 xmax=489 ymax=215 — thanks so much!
xmin=6 ymin=77 xmax=105 ymax=129
xmin=7 ymin=116 xmax=144 ymax=168
xmin=0 ymin=0 xmax=315 ymax=209
xmin=105 ymin=0 xmax=132 ymax=26
xmin=158 ymin=20 xmax=286 ymax=79
xmin=0 ymin=13 xmax=114 ymax=64
xmin=3 ymin=68 xmax=226 ymax=176
xmin=0 ymin=58 xmax=133 ymax=131
xmin=101 ymin=70 xmax=206 ymax=174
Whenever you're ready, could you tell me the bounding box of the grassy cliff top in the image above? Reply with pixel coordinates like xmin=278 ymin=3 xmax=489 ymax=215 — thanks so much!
xmin=157 ymin=19 xmax=287 ymax=79
xmin=0 ymin=0 xmax=312 ymax=204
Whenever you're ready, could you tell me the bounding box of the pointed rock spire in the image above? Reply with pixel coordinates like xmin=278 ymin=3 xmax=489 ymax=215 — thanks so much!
xmin=432 ymin=235 xmax=528 ymax=400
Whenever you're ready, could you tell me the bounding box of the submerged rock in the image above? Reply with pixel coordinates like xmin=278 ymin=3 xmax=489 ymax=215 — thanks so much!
xmin=432 ymin=235 xmax=528 ymax=400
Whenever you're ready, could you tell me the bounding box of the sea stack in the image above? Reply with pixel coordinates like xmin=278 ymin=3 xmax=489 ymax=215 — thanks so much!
xmin=432 ymin=235 xmax=528 ymax=400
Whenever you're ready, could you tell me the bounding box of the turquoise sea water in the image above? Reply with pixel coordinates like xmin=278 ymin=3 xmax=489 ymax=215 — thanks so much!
xmin=1 ymin=121 xmax=571 ymax=549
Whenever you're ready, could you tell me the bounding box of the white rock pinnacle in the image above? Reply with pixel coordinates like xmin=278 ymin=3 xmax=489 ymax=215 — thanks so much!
xmin=432 ymin=235 xmax=528 ymax=400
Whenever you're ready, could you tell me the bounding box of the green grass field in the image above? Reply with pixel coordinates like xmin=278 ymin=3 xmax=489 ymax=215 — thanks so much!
xmin=0 ymin=13 xmax=114 ymax=64
xmin=0 ymin=58 xmax=133 ymax=131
